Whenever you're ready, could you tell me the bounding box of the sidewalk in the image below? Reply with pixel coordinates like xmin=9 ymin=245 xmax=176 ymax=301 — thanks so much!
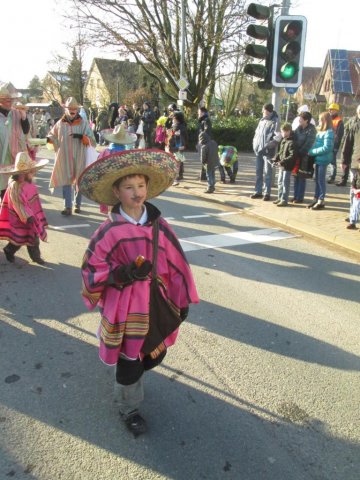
xmin=176 ymin=152 xmax=360 ymax=256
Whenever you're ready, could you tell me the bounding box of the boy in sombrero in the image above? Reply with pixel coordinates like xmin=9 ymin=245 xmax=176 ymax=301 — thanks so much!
xmin=0 ymin=151 xmax=48 ymax=264
xmin=79 ymin=149 xmax=199 ymax=436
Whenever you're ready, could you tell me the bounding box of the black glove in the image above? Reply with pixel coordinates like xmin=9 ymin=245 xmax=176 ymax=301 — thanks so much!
xmin=70 ymin=133 xmax=83 ymax=140
xmin=180 ymin=306 xmax=189 ymax=320
xmin=27 ymin=216 xmax=35 ymax=224
xmin=113 ymin=260 xmax=152 ymax=285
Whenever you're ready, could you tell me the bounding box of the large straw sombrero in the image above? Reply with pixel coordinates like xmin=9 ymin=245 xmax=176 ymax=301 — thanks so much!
xmin=103 ymin=124 xmax=137 ymax=145
xmin=0 ymin=151 xmax=49 ymax=175
xmin=0 ymin=82 xmax=22 ymax=99
xmin=78 ymin=149 xmax=179 ymax=205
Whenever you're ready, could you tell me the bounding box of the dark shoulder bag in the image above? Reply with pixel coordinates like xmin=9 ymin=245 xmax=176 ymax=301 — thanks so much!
xmin=141 ymin=219 xmax=183 ymax=355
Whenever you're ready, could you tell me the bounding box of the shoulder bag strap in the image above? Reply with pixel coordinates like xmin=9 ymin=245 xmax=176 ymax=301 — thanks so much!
xmin=152 ymin=219 xmax=159 ymax=278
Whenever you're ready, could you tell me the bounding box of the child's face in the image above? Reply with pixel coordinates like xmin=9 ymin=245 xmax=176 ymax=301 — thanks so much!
xmin=112 ymin=175 xmax=148 ymax=211
xmin=281 ymin=129 xmax=290 ymax=138
xmin=26 ymin=170 xmax=35 ymax=181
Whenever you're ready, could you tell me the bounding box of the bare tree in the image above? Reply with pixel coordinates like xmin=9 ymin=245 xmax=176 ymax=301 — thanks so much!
xmin=70 ymin=0 xmax=248 ymax=111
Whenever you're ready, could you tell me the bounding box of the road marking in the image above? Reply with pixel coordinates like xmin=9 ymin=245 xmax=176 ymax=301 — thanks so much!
xmin=50 ymin=224 xmax=91 ymax=230
xmin=183 ymin=214 xmax=211 ymax=219
xmin=180 ymin=228 xmax=296 ymax=252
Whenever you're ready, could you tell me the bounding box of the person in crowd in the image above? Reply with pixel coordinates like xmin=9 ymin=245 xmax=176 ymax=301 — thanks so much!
xmin=167 ymin=111 xmax=188 ymax=186
xmin=95 ymin=108 xmax=110 ymax=145
xmin=108 ymin=102 xmax=119 ymax=129
xmin=47 ymin=97 xmax=96 ymax=215
xmin=141 ymin=101 xmax=156 ymax=148
xmin=131 ymin=103 xmax=141 ymax=131
xmin=127 ymin=119 xmax=136 ymax=135
xmin=114 ymin=106 xmax=129 ymax=127
xmin=218 ymin=145 xmax=238 ymax=184
xmin=272 ymin=123 xmax=296 ymax=207
xmin=250 ymin=103 xmax=280 ymax=201
xmin=0 ymin=82 xmax=30 ymax=199
xmin=154 ymin=113 xmax=168 ymax=150
xmin=346 ymin=169 xmax=360 ymax=230
xmin=197 ymin=106 xmax=212 ymax=136
xmin=164 ymin=103 xmax=177 ymax=130
xmin=292 ymin=111 xmax=317 ymax=203
xmin=0 ymin=151 xmax=48 ymax=264
xmin=291 ymin=104 xmax=316 ymax=131
xmin=339 ymin=104 xmax=360 ymax=188
xmin=327 ymin=103 xmax=344 ymax=184
xmin=307 ymin=112 xmax=334 ymax=210
xmin=199 ymin=131 xmax=219 ymax=193
xmin=79 ymin=149 xmax=199 ymax=436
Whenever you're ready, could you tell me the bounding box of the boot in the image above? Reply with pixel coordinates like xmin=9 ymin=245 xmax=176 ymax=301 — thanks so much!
xmin=3 ymin=243 xmax=20 ymax=263
xmin=61 ymin=207 xmax=72 ymax=216
xmin=311 ymin=200 xmax=325 ymax=210
xmin=27 ymin=244 xmax=45 ymax=265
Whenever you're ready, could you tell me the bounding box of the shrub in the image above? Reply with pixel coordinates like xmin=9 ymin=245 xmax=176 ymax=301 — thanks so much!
xmin=186 ymin=116 xmax=258 ymax=151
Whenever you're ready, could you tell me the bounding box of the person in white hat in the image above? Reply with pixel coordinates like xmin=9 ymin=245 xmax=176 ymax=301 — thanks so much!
xmin=47 ymin=97 xmax=96 ymax=215
xmin=0 ymin=82 xmax=30 ymax=198
xmin=292 ymin=104 xmax=316 ymax=131
xmin=0 ymin=151 xmax=49 ymax=264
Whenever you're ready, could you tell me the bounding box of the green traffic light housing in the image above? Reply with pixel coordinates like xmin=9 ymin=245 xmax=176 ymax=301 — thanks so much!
xmin=271 ymin=15 xmax=307 ymax=88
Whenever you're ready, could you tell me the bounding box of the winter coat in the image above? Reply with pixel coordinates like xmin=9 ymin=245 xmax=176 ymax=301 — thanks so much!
xmin=168 ymin=123 xmax=188 ymax=153
xmin=252 ymin=111 xmax=280 ymax=158
xmin=198 ymin=114 xmax=212 ymax=137
xmin=199 ymin=132 xmax=219 ymax=168
xmin=141 ymin=109 xmax=156 ymax=133
xmin=274 ymin=133 xmax=297 ymax=171
xmin=342 ymin=116 xmax=360 ymax=169
xmin=309 ymin=129 xmax=334 ymax=166
xmin=294 ymin=123 xmax=317 ymax=158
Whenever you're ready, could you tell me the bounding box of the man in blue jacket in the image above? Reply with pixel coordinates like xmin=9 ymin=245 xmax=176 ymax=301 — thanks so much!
xmin=251 ymin=103 xmax=280 ymax=201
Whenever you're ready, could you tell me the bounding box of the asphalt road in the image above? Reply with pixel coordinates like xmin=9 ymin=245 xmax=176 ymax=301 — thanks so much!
xmin=0 ymin=156 xmax=359 ymax=480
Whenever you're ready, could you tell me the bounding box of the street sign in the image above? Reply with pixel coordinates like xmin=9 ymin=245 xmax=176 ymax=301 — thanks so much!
xmin=177 ymin=99 xmax=184 ymax=107
xmin=176 ymin=77 xmax=189 ymax=90
xmin=285 ymin=86 xmax=298 ymax=94
xmin=179 ymin=90 xmax=187 ymax=100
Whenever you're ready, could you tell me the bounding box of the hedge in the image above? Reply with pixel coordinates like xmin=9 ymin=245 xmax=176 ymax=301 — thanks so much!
xmin=186 ymin=116 xmax=258 ymax=152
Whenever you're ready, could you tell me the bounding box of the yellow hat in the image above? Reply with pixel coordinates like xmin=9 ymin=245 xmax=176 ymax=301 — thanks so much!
xmin=328 ymin=103 xmax=340 ymax=111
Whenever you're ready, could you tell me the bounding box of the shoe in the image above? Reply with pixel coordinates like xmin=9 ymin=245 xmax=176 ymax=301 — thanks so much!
xmin=229 ymin=177 xmax=236 ymax=184
xmin=61 ymin=208 xmax=72 ymax=216
xmin=346 ymin=223 xmax=356 ymax=230
xmin=311 ymin=201 xmax=325 ymax=210
xmin=172 ymin=181 xmax=180 ymax=186
xmin=277 ymin=201 xmax=288 ymax=207
xmin=293 ymin=199 xmax=303 ymax=204
xmin=336 ymin=181 xmax=347 ymax=187
xmin=204 ymin=188 xmax=215 ymax=193
xmin=345 ymin=217 xmax=350 ymax=222
xmin=31 ymin=256 xmax=45 ymax=265
xmin=327 ymin=178 xmax=335 ymax=184
xmin=263 ymin=194 xmax=270 ymax=201
xmin=3 ymin=247 xmax=15 ymax=263
xmin=250 ymin=193 xmax=263 ymax=199
xmin=121 ymin=410 xmax=147 ymax=437
xmin=273 ymin=199 xmax=281 ymax=204
xmin=74 ymin=206 xmax=81 ymax=214
xmin=307 ymin=200 xmax=318 ymax=209
xmin=220 ymin=179 xmax=226 ymax=184
xmin=290 ymin=198 xmax=295 ymax=203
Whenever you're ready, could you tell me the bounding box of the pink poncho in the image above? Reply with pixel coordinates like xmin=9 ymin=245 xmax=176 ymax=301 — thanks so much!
xmin=81 ymin=204 xmax=199 ymax=365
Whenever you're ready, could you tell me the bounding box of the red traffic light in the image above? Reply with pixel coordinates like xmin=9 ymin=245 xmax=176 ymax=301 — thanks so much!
xmin=282 ymin=21 xmax=302 ymax=40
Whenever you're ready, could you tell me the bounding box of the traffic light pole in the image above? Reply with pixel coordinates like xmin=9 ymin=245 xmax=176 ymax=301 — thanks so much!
xmin=271 ymin=0 xmax=291 ymax=118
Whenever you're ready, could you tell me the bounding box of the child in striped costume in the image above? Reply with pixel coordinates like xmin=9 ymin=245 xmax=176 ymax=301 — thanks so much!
xmin=0 ymin=152 xmax=48 ymax=264
xmin=79 ymin=149 xmax=199 ymax=437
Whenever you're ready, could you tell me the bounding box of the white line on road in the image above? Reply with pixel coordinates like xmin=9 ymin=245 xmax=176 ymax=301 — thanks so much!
xmin=180 ymin=228 xmax=296 ymax=252
xmin=50 ymin=224 xmax=91 ymax=230
xmin=183 ymin=214 xmax=211 ymax=219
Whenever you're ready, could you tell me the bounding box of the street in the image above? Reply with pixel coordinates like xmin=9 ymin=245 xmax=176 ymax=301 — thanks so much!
xmin=0 ymin=153 xmax=359 ymax=480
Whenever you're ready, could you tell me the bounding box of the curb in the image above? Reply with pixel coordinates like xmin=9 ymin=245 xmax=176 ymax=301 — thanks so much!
xmin=181 ymin=185 xmax=360 ymax=256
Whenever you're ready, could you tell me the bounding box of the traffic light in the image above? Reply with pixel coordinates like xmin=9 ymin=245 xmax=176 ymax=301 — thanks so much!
xmin=244 ymin=3 xmax=274 ymax=89
xmin=271 ymin=15 xmax=307 ymax=88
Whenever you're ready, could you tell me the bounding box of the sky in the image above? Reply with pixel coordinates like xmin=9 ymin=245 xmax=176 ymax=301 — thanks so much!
xmin=2 ymin=0 xmax=359 ymax=89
